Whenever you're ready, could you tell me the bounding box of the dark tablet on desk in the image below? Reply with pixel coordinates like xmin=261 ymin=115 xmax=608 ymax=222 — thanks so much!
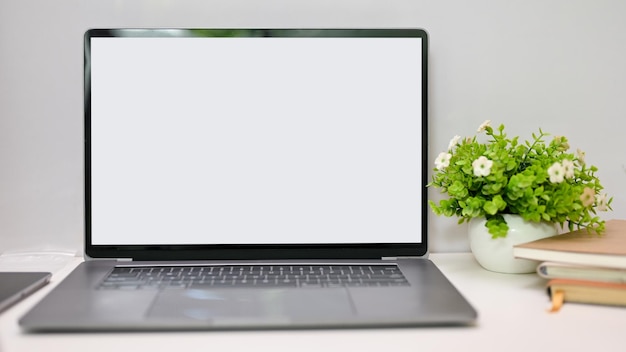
xmin=0 ymin=272 xmax=51 ymax=314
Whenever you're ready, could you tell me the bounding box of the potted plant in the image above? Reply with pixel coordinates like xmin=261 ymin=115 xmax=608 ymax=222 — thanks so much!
xmin=428 ymin=120 xmax=612 ymax=273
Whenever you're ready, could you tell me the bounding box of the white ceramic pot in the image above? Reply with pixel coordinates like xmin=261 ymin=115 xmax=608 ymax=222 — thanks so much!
xmin=468 ymin=214 xmax=558 ymax=274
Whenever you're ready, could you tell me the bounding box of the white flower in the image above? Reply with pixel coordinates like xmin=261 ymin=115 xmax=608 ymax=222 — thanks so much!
xmin=580 ymin=187 xmax=595 ymax=207
xmin=596 ymin=193 xmax=609 ymax=211
xmin=448 ymin=135 xmax=461 ymax=151
xmin=561 ymin=159 xmax=575 ymax=179
xmin=477 ymin=120 xmax=491 ymax=133
xmin=576 ymin=149 xmax=586 ymax=166
xmin=472 ymin=156 xmax=493 ymax=177
xmin=548 ymin=162 xmax=565 ymax=183
xmin=435 ymin=152 xmax=452 ymax=170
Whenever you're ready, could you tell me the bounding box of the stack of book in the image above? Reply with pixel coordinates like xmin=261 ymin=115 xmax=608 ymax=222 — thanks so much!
xmin=513 ymin=219 xmax=626 ymax=312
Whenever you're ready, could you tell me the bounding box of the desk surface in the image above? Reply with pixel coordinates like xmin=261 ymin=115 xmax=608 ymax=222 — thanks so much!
xmin=1 ymin=253 xmax=624 ymax=352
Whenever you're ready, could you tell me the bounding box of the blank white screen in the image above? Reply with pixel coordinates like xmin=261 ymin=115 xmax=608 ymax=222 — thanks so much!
xmin=90 ymin=36 xmax=423 ymax=245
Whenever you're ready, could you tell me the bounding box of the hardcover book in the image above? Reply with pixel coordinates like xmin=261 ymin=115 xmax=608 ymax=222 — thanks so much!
xmin=547 ymin=279 xmax=626 ymax=312
xmin=538 ymin=262 xmax=626 ymax=283
xmin=513 ymin=219 xmax=626 ymax=269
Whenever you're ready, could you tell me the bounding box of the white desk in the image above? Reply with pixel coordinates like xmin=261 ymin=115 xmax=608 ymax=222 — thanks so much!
xmin=1 ymin=253 xmax=624 ymax=352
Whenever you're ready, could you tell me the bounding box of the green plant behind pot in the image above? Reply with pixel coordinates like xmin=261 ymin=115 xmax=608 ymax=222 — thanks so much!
xmin=428 ymin=120 xmax=612 ymax=238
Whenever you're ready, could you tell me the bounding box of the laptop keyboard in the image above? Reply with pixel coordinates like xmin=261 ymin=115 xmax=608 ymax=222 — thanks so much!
xmin=98 ymin=264 xmax=410 ymax=290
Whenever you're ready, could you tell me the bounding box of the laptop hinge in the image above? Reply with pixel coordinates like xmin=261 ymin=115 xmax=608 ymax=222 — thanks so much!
xmin=116 ymin=258 xmax=133 ymax=262
xmin=381 ymin=256 xmax=424 ymax=260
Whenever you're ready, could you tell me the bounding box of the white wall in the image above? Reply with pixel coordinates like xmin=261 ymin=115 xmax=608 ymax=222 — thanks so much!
xmin=1 ymin=0 xmax=625 ymax=254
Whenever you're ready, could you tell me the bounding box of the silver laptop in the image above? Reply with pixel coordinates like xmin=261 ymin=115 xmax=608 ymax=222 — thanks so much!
xmin=19 ymin=28 xmax=476 ymax=331
xmin=0 ymin=272 xmax=50 ymax=314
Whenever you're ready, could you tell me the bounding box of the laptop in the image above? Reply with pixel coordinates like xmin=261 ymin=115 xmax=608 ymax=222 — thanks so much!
xmin=0 ymin=272 xmax=51 ymax=314
xmin=19 ymin=28 xmax=477 ymax=331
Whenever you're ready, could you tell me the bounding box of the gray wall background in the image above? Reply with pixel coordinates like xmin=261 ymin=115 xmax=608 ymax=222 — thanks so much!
xmin=2 ymin=0 xmax=625 ymax=255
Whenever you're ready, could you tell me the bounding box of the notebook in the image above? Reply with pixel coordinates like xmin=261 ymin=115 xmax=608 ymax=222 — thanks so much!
xmin=0 ymin=272 xmax=50 ymax=314
xmin=19 ymin=28 xmax=477 ymax=331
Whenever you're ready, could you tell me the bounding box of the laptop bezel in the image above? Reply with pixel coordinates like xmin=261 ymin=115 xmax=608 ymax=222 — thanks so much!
xmin=83 ymin=28 xmax=429 ymax=261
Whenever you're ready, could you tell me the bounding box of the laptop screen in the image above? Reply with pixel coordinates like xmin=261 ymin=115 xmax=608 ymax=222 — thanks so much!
xmin=85 ymin=29 xmax=428 ymax=259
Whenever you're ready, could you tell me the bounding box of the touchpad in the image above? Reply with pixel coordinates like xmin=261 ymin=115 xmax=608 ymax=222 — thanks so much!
xmin=147 ymin=288 xmax=355 ymax=323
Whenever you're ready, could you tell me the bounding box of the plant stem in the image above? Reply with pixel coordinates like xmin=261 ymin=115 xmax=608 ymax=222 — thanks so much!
xmin=519 ymin=129 xmax=547 ymax=172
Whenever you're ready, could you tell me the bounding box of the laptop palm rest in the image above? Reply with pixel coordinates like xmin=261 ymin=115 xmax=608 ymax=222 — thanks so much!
xmin=147 ymin=288 xmax=354 ymax=325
